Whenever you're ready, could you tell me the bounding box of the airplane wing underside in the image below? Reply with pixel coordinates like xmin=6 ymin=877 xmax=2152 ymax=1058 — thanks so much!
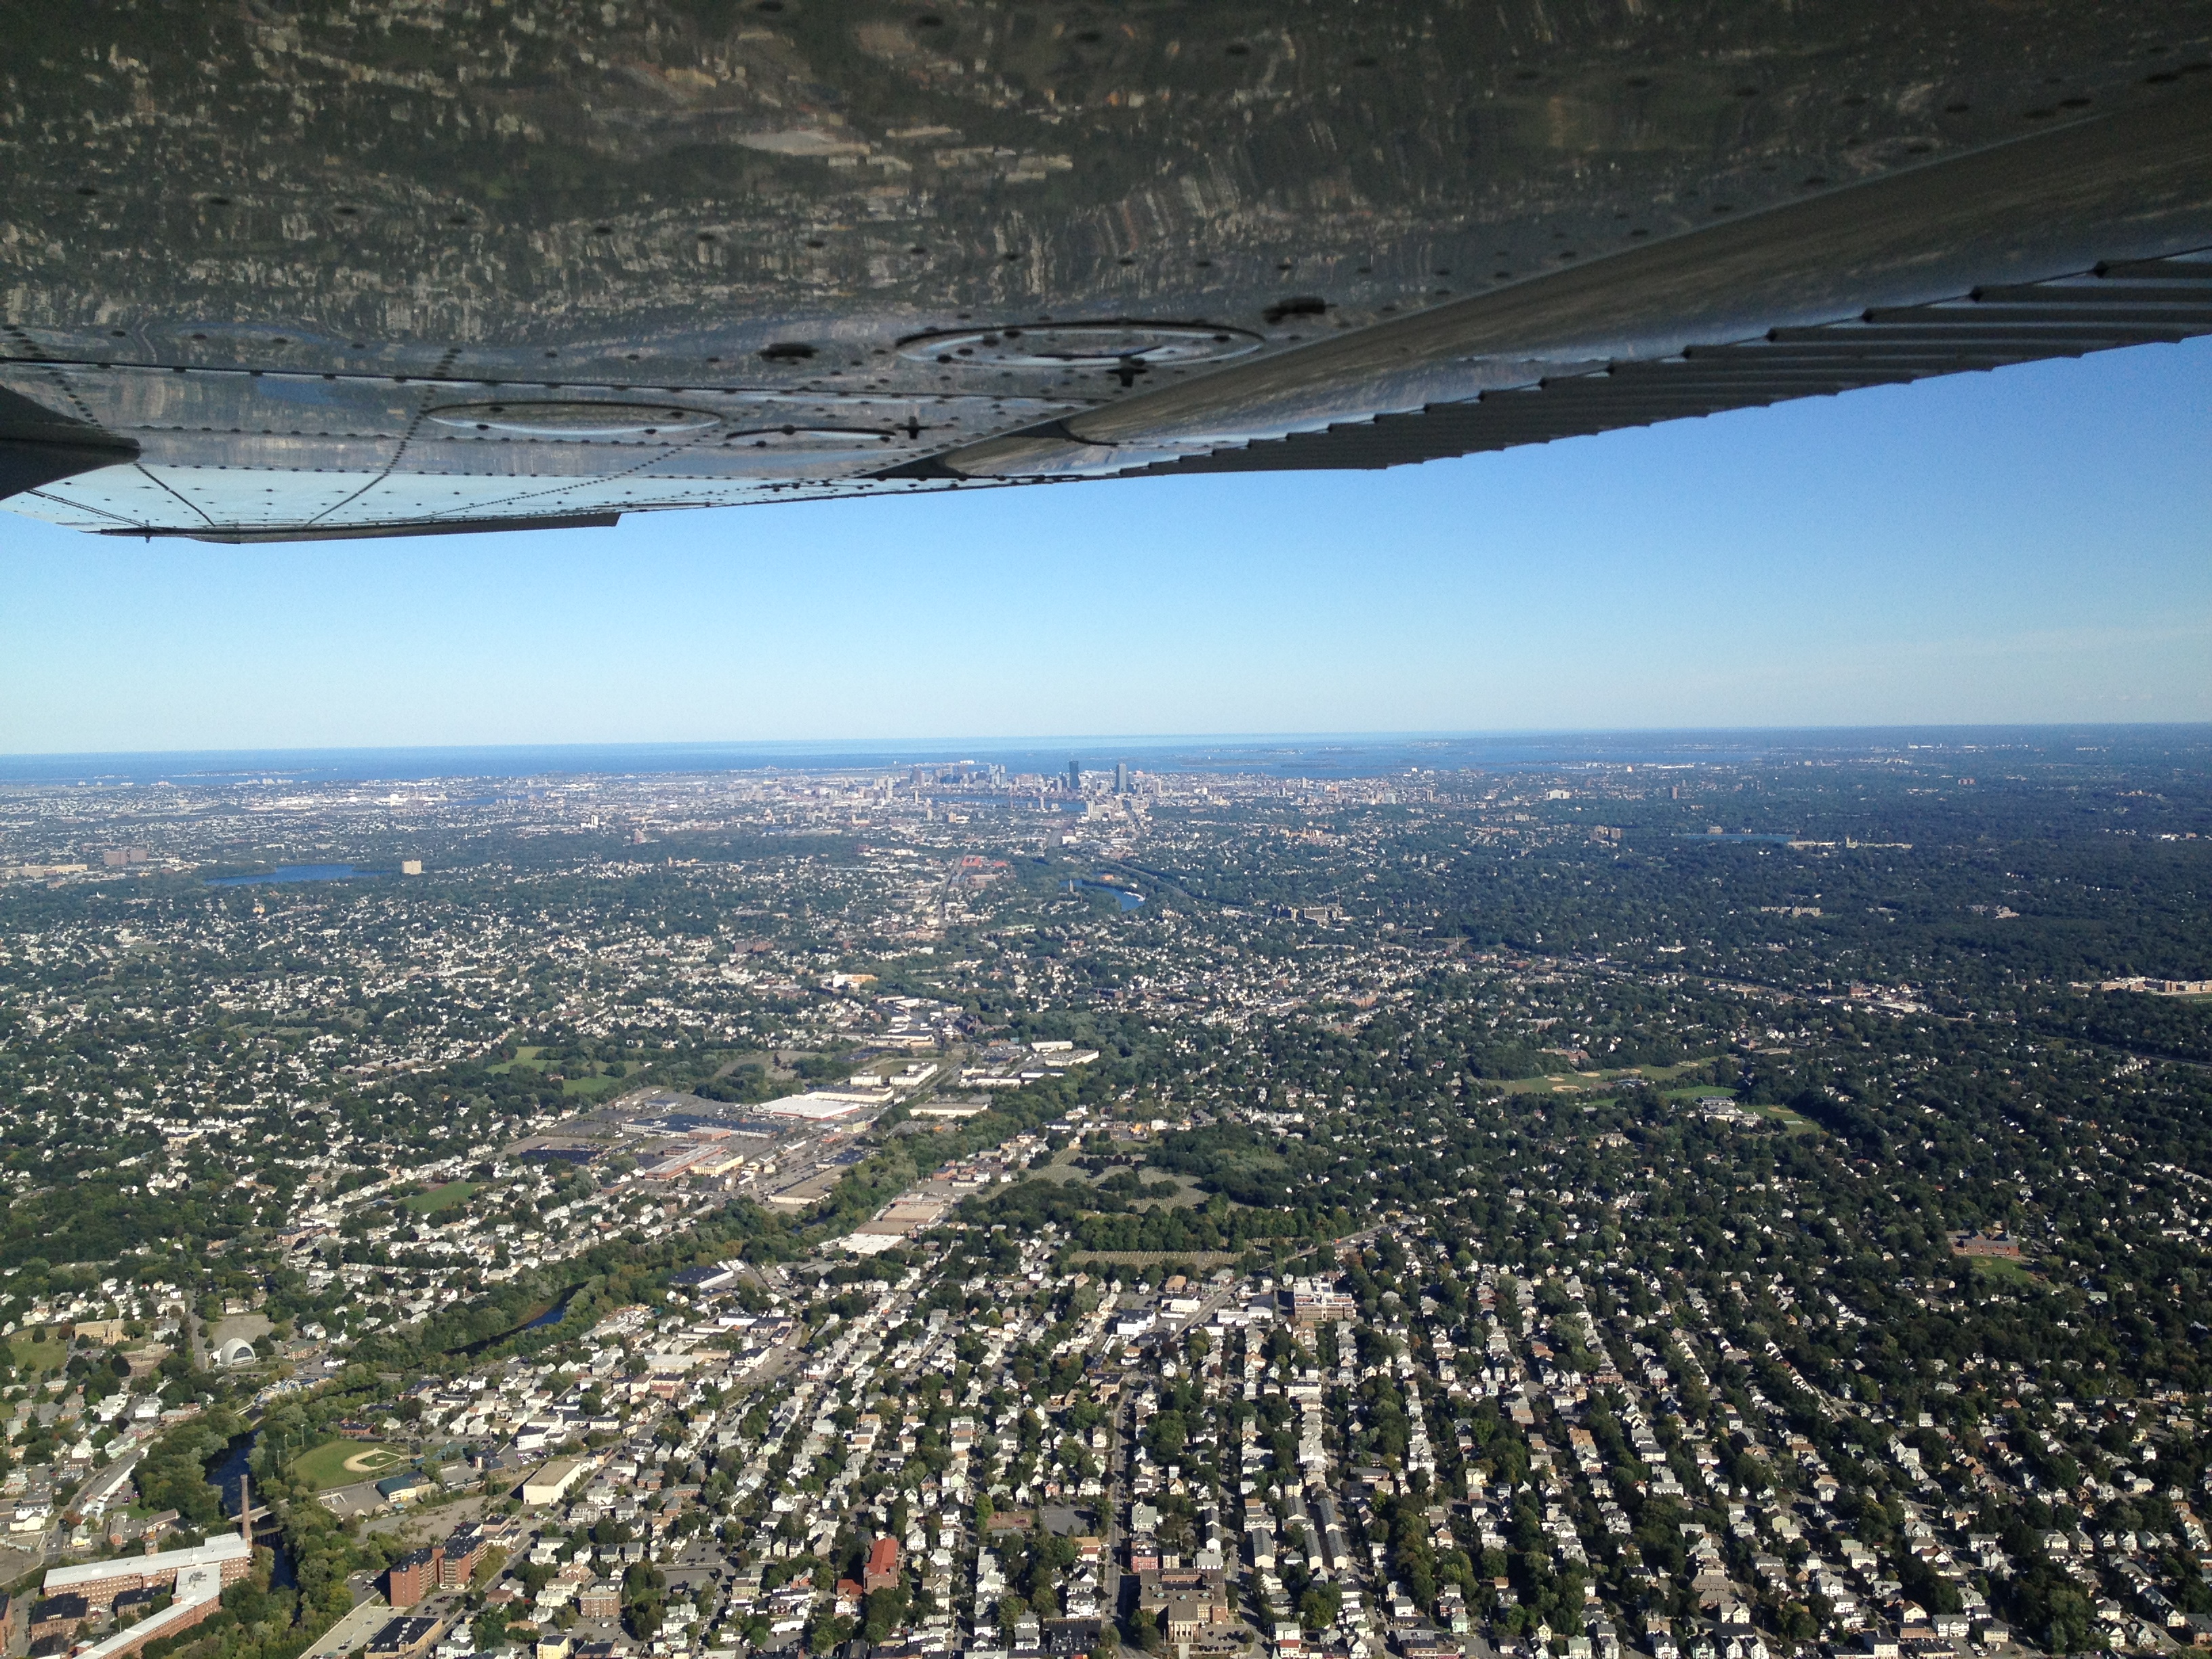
xmin=3 ymin=1 xmax=2210 ymax=541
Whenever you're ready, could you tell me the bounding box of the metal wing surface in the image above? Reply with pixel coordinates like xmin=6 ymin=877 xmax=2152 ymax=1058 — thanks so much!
xmin=3 ymin=2 xmax=2210 ymax=541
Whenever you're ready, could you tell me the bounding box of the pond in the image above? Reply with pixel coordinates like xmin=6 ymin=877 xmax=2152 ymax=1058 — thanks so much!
xmin=206 ymin=864 xmax=392 ymax=888
xmin=1065 ymin=879 xmax=1145 ymax=911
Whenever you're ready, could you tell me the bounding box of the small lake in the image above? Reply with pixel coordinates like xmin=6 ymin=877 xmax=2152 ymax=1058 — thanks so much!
xmin=1066 ymin=879 xmax=1145 ymax=911
xmin=207 ymin=864 xmax=392 ymax=888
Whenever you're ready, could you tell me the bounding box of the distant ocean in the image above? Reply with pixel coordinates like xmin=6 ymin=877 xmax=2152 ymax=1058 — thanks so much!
xmin=1 ymin=727 xmax=2207 ymax=787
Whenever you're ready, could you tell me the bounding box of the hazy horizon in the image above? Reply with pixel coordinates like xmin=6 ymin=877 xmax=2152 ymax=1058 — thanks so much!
xmin=7 ymin=335 xmax=2208 ymax=754
xmin=5 ymin=722 xmax=2208 ymax=789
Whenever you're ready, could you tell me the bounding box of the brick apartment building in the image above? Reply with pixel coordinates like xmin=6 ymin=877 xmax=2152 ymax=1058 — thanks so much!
xmin=386 ymin=1524 xmax=499 ymax=1608
xmin=1135 ymin=1565 xmax=1231 ymax=1646
xmin=28 ymin=1595 xmax=90 ymax=1643
xmin=578 ymin=1584 xmax=621 ymax=1620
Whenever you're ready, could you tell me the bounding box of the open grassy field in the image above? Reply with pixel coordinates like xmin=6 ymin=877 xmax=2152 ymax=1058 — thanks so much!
xmin=1498 ymin=1055 xmax=1724 ymax=1096
xmin=290 ymin=1438 xmax=409 ymax=1492
xmin=1639 ymin=1059 xmax=1723 ymax=1081
xmin=401 ymin=1181 xmax=476 ymax=1216
xmin=7 ymin=1329 xmax=70 ymax=1376
xmin=487 ymin=1042 xmax=661 ymax=1098
xmin=1964 ymin=1252 xmax=2037 ymax=1286
xmin=488 ymin=1048 xmax=635 ymax=1099
xmin=1746 ymin=1101 xmax=1820 ymax=1133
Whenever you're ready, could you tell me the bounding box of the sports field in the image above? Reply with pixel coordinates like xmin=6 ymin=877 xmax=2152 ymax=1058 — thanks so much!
xmin=290 ymin=1438 xmax=409 ymax=1492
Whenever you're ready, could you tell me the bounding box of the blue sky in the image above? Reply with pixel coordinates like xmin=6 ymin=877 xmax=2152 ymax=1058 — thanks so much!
xmin=3 ymin=337 xmax=2207 ymax=754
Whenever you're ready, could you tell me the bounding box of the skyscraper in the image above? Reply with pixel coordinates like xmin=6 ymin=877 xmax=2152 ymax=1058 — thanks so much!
xmin=1114 ymin=762 xmax=1129 ymax=796
xmin=1067 ymin=760 xmax=1082 ymax=795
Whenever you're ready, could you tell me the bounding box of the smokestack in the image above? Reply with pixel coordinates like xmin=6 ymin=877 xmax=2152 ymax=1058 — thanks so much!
xmin=239 ymin=1473 xmax=251 ymax=1540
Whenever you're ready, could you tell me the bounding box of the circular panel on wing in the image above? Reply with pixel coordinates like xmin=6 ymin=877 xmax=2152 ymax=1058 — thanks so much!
xmin=720 ymin=426 xmax=899 ymax=449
